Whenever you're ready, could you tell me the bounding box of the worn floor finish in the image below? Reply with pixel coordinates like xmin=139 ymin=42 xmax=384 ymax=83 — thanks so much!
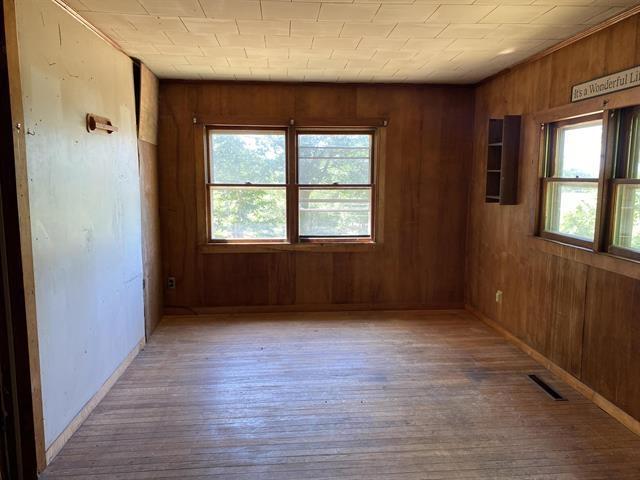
xmin=42 ymin=311 xmax=640 ymax=479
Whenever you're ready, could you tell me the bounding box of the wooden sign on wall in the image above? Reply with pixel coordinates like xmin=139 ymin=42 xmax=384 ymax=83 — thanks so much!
xmin=571 ymin=65 xmax=640 ymax=102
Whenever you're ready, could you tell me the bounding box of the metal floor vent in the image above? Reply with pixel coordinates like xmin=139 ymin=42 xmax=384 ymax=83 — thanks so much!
xmin=528 ymin=374 xmax=567 ymax=401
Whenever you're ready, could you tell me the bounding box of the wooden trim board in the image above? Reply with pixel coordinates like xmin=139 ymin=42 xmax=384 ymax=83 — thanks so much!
xmin=3 ymin=0 xmax=46 ymax=469
xmin=164 ymin=303 xmax=466 ymax=316
xmin=44 ymin=338 xmax=146 ymax=465
xmin=466 ymin=305 xmax=640 ymax=437
xmin=163 ymin=309 xmax=468 ymax=322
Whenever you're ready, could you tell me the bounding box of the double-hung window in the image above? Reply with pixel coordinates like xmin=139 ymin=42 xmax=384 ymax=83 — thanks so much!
xmin=297 ymin=132 xmax=373 ymax=240
xmin=209 ymin=129 xmax=288 ymax=241
xmin=538 ymin=102 xmax=640 ymax=261
xmin=205 ymin=126 xmax=379 ymax=247
xmin=610 ymin=106 xmax=640 ymax=259
xmin=540 ymin=114 xmax=604 ymax=247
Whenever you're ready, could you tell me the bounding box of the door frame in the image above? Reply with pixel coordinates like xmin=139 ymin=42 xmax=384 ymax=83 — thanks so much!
xmin=0 ymin=0 xmax=46 ymax=475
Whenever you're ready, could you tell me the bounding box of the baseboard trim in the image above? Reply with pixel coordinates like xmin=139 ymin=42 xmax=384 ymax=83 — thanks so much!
xmin=44 ymin=337 xmax=146 ymax=464
xmin=164 ymin=302 xmax=465 ymax=316
xmin=466 ymin=305 xmax=640 ymax=437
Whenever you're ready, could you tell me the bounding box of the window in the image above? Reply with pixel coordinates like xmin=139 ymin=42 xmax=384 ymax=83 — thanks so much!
xmin=208 ymin=129 xmax=287 ymax=241
xmin=298 ymin=133 xmax=373 ymax=239
xmin=205 ymin=126 xmax=378 ymax=246
xmin=540 ymin=114 xmax=604 ymax=247
xmin=538 ymin=103 xmax=640 ymax=262
xmin=610 ymin=106 xmax=640 ymax=260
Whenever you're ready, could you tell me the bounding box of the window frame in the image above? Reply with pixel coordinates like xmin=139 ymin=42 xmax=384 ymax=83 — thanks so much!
xmin=607 ymin=106 xmax=640 ymax=261
xmin=538 ymin=112 xmax=606 ymax=249
xmin=197 ymin=122 xmax=385 ymax=253
xmin=206 ymin=126 xmax=289 ymax=244
xmin=295 ymin=128 xmax=376 ymax=244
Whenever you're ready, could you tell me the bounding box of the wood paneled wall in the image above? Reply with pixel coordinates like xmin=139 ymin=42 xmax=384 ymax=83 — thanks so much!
xmin=467 ymin=14 xmax=640 ymax=422
xmin=158 ymin=82 xmax=474 ymax=311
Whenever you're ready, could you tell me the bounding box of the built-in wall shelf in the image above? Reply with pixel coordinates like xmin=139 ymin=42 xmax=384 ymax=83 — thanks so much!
xmin=485 ymin=115 xmax=521 ymax=205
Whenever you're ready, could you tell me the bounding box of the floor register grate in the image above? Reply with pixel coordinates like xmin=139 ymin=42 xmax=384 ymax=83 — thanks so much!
xmin=528 ymin=374 xmax=567 ymax=401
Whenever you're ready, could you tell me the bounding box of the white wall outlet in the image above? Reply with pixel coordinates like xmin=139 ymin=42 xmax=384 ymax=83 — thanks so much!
xmin=496 ymin=290 xmax=503 ymax=303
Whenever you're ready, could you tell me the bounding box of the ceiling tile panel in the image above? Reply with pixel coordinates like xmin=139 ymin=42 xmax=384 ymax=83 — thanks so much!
xmin=318 ymin=4 xmax=380 ymax=21
xmin=331 ymin=48 xmax=377 ymax=59
xmin=185 ymin=56 xmax=231 ymax=66
xmin=532 ymin=5 xmax=611 ymax=23
xmin=389 ymin=23 xmax=448 ymax=38
xmin=73 ymin=0 xmax=147 ymax=14
xmin=290 ymin=21 xmax=344 ymax=36
xmin=246 ymin=47 xmax=290 ymax=58
xmin=313 ymin=37 xmax=361 ymax=49
xmin=340 ymin=22 xmax=397 ymax=37
xmin=124 ymin=15 xmax=188 ymax=32
xmin=358 ymin=37 xmax=408 ymax=49
xmin=262 ymin=1 xmax=321 ymax=20
xmin=437 ymin=23 xmax=501 ymax=38
xmin=374 ymin=4 xmax=439 ymax=22
xmin=486 ymin=23 xmax=585 ymax=38
xmin=166 ymin=32 xmax=222 ymax=46
xmin=181 ymin=18 xmax=239 ymax=34
xmin=266 ymin=36 xmax=314 ymax=48
xmin=427 ymin=5 xmax=498 ymax=23
xmin=154 ymin=44 xmax=204 ymax=55
xmin=200 ymin=46 xmax=248 ymax=57
xmin=137 ymin=0 xmax=205 ymax=17
xmin=200 ymin=0 xmax=261 ymax=19
xmin=217 ymin=34 xmax=266 ymax=48
xmin=237 ymin=20 xmax=291 ymax=36
xmin=480 ymin=5 xmax=554 ymax=23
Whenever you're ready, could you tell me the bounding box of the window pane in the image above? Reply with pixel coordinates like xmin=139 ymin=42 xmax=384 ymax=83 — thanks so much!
xmin=298 ymin=134 xmax=371 ymax=185
xmin=544 ymin=182 xmax=598 ymax=241
xmin=210 ymin=131 xmax=286 ymax=184
xmin=612 ymin=184 xmax=640 ymax=252
xmin=299 ymin=188 xmax=371 ymax=237
xmin=210 ymin=187 xmax=286 ymax=240
xmin=554 ymin=120 xmax=602 ymax=178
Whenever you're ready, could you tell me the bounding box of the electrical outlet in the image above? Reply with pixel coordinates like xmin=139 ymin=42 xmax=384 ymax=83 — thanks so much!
xmin=495 ymin=290 xmax=503 ymax=304
xmin=167 ymin=276 xmax=176 ymax=289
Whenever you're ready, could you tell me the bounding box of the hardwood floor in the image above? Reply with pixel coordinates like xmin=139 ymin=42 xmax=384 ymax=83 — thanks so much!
xmin=42 ymin=310 xmax=640 ymax=479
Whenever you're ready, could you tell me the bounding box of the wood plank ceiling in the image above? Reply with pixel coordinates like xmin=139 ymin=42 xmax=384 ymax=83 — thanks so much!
xmin=61 ymin=0 xmax=638 ymax=83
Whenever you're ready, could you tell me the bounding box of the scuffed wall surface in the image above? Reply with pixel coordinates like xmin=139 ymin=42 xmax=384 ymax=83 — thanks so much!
xmin=16 ymin=0 xmax=144 ymax=447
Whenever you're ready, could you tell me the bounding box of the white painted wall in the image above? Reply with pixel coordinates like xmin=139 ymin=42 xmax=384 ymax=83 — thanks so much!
xmin=15 ymin=0 xmax=145 ymax=447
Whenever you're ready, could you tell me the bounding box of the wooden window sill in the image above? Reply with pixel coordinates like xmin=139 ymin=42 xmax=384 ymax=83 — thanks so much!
xmin=198 ymin=242 xmax=379 ymax=254
xmin=529 ymin=235 xmax=640 ymax=281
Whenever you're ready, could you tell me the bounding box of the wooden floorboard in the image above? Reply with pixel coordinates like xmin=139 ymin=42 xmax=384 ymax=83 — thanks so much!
xmin=42 ymin=310 xmax=640 ymax=479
